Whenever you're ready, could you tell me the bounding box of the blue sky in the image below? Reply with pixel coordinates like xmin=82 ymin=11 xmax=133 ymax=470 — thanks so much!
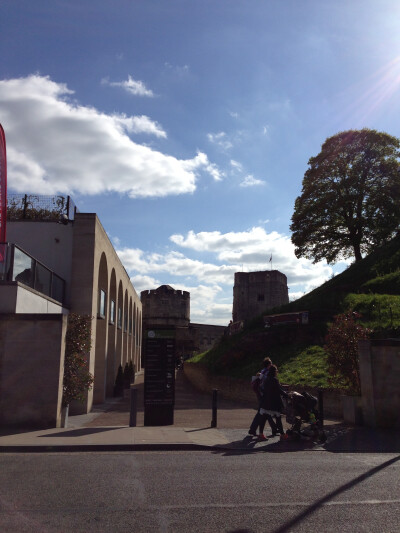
xmin=1 ymin=1 xmax=400 ymax=324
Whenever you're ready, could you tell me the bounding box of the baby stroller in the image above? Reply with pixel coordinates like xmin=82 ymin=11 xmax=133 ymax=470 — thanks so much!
xmin=284 ymin=391 xmax=326 ymax=443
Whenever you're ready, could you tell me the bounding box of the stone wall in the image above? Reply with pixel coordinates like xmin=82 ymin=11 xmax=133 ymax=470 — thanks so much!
xmin=359 ymin=339 xmax=400 ymax=428
xmin=184 ymin=362 xmax=343 ymax=418
xmin=190 ymin=323 xmax=226 ymax=354
xmin=0 ymin=313 xmax=67 ymax=429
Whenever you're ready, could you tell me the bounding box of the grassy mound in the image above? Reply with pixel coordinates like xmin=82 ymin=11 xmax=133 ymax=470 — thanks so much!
xmin=189 ymin=235 xmax=400 ymax=389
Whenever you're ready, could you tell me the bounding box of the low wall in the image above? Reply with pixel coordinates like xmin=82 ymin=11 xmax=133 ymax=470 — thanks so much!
xmin=359 ymin=339 xmax=400 ymax=429
xmin=184 ymin=362 xmax=343 ymax=419
xmin=0 ymin=313 xmax=67 ymax=429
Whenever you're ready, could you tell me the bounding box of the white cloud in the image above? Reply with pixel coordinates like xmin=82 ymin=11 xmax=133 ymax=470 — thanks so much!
xmin=164 ymin=63 xmax=190 ymax=77
xmin=116 ymin=226 xmax=339 ymax=324
xmin=114 ymin=115 xmax=166 ymax=138
xmin=240 ymin=174 xmax=265 ymax=187
xmin=183 ymin=151 xmax=224 ymax=181
xmin=111 ymin=235 xmax=121 ymax=247
xmin=207 ymin=131 xmax=233 ymax=150
xmin=0 ymin=75 xmax=218 ymax=197
xmin=102 ymin=75 xmax=154 ymax=97
xmin=169 ymin=227 xmax=333 ymax=295
xmin=230 ymin=159 xmax=243 ymax=172
xmin=130 ymin=274 xmax=160 ymax=294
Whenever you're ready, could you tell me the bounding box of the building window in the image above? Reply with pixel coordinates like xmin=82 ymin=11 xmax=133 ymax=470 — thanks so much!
xmin=98 ymin=289 xmax=106 ymax=318
xmin=118 ymin=307 xmax=122 ymax=329
xmin=124 ymin=313 xmax=128 ymax=332
xmin=110 ymin=300 xmax=116 ymax=325
xmin=257 ymin=293 xmax=265 ymax=302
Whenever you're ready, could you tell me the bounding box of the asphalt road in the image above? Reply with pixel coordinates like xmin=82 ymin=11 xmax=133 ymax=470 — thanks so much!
xmin=1 ymin=450 xmax=400 ymax=532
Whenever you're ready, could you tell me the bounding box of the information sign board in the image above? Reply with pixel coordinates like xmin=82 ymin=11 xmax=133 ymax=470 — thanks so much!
xmin=144 ymin=328 xmax=176 ymax=426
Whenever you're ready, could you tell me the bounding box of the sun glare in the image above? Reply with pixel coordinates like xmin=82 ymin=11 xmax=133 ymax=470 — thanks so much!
xmin=336 ymin=56 xmax=400 ymax=126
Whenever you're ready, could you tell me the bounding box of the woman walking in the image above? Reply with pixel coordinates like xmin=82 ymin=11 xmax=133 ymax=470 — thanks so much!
xmin=259 ymin=364 xmax=288 ymax=437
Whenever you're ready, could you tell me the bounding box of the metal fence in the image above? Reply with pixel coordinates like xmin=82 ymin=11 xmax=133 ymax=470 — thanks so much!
xmin=7 ymin=194 xmax=77 ymax=221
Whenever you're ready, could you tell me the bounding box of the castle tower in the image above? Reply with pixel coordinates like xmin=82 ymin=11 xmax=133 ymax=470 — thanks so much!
xmin=141 ymin=284 xmax=190 ymax=329
xmin=232 ymin=270 xmax=289 ymax=322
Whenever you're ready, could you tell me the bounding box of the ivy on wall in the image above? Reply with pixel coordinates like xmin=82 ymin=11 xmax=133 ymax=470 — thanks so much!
xmin=63 ymin=313 xmax=94 ymax=406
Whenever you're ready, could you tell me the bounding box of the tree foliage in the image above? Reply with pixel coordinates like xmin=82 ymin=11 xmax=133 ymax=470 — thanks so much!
xmin=63 ymin=313 xmax=94 ymax=406
xmin=324 ymin=311 xmax=371 ymax=394
xmin=291 ymin=129 xmax=400 ymax=263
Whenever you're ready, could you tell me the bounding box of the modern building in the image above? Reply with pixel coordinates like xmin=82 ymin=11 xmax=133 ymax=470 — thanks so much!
xmin=0 ymin=194 xmax=142 ymax=428
xmin=232 ymin=270 xmax=289 ymax=323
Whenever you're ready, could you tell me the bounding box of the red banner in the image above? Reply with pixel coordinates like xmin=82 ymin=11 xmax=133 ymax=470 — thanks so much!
xmin=0 ymin=124 xmax=6 ymax=244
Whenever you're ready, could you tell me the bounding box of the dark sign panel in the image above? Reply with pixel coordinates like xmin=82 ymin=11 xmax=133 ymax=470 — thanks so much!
xmin=264 ymin=311 xmax=309 ymax=327
xmin=0 ymin=124 xmax=6 ymax=244
xmin=144 ymin=329 xmax=176 ymax=426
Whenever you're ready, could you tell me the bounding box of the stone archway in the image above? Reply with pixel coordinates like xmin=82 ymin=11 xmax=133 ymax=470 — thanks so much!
xmin=115 ymin=280 xmax=124 ymax=374
xmin=123 ymin=289 xmax=128 ymax=367
xmin=128 ymin=296 xmax=133 ymax=366
xmin=106 ymin=268 xmax=117 ymax=397
xmin=93 ymin=252 xmax=108 ymax=404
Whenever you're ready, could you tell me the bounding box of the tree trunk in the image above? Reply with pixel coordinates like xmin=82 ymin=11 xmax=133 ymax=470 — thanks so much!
xmin=353 ymin=243 xmax=362 ymax=262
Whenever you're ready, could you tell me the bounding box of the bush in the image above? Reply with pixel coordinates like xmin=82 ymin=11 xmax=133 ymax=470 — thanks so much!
xmin=113 ymin=365 xmax=124 ymax=397
xmin=324 ymin=311 xmax=371 ymax=394
xmin=63 ymin=314 xmax=94 ymax=406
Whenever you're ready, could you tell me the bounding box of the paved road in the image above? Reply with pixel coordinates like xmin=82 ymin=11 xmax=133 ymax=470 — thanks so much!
xmin=1 ymin=450 xmax=400 ymax=532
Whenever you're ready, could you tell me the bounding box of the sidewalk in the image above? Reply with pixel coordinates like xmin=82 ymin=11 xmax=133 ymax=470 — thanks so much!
xmin=1 ymin=371 xmax=399 ymax=453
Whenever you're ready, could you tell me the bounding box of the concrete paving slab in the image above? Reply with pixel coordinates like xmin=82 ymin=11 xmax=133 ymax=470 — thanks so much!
xmin=2 ymin=370 xmax=398 ymax=454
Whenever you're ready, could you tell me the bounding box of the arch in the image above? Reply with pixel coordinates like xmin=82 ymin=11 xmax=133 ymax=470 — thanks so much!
xmin=115 ymin=280 xmax=124 ymax=376
xmin=122 ymin=289 xmax=129 ymax=367
xmin=128 ymin=296 xmax=133 ymax=366
xmin=133 ymin=302 xmax=137 ymax=367
xmin=93 ymin=252 xmax=108 ymax=404
xmin=106 ymin=268 xmax=117 ymax=397
xmin=138 ymin=306 xmax=143 ymax=370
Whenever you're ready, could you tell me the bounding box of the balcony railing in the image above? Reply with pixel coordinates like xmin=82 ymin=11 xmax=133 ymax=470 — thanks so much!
xmin=0 ymin=243 xmax=65 ymax=305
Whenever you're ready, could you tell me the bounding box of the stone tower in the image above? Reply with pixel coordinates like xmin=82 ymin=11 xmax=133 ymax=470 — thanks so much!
xmin=232 ymin=270 xmax=289 ymax=322
xmin=141 ymin=284 xmax=190 ymax=329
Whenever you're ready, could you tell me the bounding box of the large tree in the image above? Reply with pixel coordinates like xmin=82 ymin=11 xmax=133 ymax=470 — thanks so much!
xmin=290 ymin=129 xmax=400 ymax=263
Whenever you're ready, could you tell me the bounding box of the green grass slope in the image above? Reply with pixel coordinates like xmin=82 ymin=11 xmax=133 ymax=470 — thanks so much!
xmin=190 ymin=234 xmax=400 ymax=389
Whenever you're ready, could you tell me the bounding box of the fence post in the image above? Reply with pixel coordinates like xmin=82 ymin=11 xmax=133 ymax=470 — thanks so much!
xmin=129 ymin=385 xmax=138 ymax=427
xmin=211 ymin=389 xmax=218 ymax=428
xmin=23 ymin=194 xmax=28 ymax=218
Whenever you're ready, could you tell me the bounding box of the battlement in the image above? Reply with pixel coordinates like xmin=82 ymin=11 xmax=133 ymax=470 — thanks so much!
xmin=141 ymin=285 xmax=190 ymax=300
xmin=141 ymin=284 xmax=190 ymax=327
xmin=234 ymin=270 xmax=287 ymax=285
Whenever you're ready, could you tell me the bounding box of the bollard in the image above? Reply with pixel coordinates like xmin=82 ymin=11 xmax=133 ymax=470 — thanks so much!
xmin=211 ymin=389 xmax=218 ymax=428
xmin=318 ymin=389 xmax=324 ymax=428
xmin=129 ymin=385 xmax=138 ymax=427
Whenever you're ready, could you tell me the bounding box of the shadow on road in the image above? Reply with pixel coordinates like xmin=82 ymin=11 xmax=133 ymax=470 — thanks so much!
xmin=269 ymin=454 xmax=400 ymax=533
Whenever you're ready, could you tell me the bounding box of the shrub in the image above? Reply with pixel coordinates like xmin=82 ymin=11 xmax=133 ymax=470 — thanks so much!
xmin=113 ymin=364 xmax=124 ymax=397
xmin=63 ymin=314 xmax=94 ymax=406
xmin=324 ymin=311 xmax=371 ymax=394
